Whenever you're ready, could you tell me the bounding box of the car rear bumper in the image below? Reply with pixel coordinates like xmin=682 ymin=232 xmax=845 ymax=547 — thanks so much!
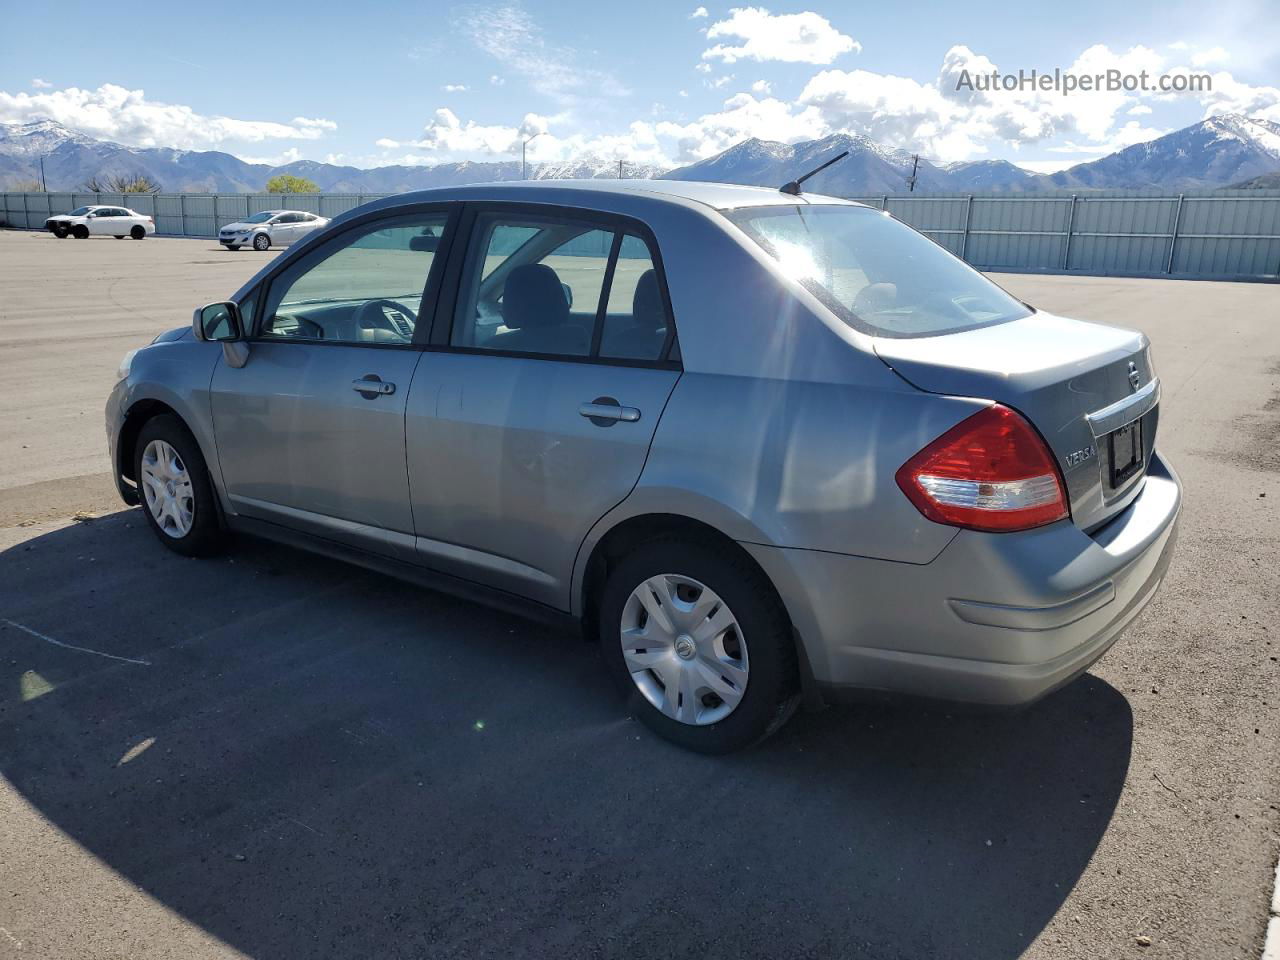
xmin=745 ymin=451 xmax=1182 ymax=707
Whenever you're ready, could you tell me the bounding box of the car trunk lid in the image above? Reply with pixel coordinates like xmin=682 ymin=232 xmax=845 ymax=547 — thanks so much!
xmin=874 ymin=310 xmax=1159 ymax=532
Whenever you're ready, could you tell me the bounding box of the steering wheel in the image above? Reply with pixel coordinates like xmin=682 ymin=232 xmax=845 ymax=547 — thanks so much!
xmin=353 ymin=298 xmax=418 ymax=336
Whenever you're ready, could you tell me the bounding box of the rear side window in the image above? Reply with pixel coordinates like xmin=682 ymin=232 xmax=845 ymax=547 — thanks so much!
xmin=727 ymin=204 xmax=1031 ymax=338
xmin=451 ymin=211 xmax=673 ymax=363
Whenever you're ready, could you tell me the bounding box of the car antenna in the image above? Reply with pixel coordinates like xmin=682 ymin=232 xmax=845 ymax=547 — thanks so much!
xmin=779 ymin=150 xmax=850 ymax=196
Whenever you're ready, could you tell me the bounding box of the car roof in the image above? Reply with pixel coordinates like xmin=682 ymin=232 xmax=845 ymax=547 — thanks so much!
xmin=382 ymin=179 xmax=869 ymax=213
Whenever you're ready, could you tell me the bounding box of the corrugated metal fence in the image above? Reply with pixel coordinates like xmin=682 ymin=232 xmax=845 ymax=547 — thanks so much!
xmin=4 ymin=188 xmax=1280 ymax=280
xmin=850 ymin=189 xmax=1280 ymax=279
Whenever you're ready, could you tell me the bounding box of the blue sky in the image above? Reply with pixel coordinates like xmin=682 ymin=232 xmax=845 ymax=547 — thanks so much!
xmin=1 ymin=0 xmax=1276 ymax=172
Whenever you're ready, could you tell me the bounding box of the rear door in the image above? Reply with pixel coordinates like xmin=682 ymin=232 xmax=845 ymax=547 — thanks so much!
xmin=210 ymin=209 xmax=455 ymax=559
xmin=88 ymin=207 xmax=122 ymax=235
xmin=405 ymin=205 xmax=680 ymax=609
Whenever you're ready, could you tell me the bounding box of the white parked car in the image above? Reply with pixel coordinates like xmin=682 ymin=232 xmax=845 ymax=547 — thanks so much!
xmin=45 ymin=205 xmax=155 ymax=240
xmin=218 ymin=210 xmax=330 ymax=251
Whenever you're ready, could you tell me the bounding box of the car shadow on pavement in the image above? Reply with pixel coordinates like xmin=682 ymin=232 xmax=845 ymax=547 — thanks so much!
xmin=0 ymin=511 xmax=1133 ymax=960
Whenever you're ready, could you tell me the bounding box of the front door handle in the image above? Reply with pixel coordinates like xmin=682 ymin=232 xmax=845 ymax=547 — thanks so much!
xmin=352 ymin=375 xmax=396 ymax=398
xmin=579 ymin=396 xmax=641 ymax=426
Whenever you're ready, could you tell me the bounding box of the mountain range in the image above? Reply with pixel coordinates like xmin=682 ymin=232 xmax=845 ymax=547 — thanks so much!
xmin=2 ymin=114 xmax=1279 ymax=196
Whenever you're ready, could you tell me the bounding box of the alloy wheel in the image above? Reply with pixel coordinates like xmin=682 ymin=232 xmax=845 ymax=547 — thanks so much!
xmin=140 ymin=439 xmax=195 ymax=538
xmin=619 ymin=574 xmax=749 ymax=726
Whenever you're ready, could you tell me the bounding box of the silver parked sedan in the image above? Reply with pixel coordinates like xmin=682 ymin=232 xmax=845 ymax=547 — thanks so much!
xmin=106 ymin=180 xmax=1180 ymax=752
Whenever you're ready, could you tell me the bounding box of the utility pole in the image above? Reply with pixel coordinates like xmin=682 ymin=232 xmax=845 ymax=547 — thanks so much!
xmin=38 ymin=155 xmax=47 ymax=191
xmin=618 ymin=159 xmax=623 ymax=179
xmin=521 ymin=132 xmax=544 ymax=180
xmin=906 ymin=154 xmax=919 ymax=192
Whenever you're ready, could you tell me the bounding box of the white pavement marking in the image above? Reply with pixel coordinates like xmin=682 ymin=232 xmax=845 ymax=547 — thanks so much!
xmin=1263 ymin=857 xmax=1280 ymax=960
xmin=2 ymin=618 xmax=151 ymax=666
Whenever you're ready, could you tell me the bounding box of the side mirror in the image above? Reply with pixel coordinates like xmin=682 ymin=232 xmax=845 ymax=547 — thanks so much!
xmin=193 ymin=301 xmax=243 ymax=342
xmin=561 ymin=282 xmax=574 ymax=309
xmin=409 ymin=234 xmax=440 ymax=253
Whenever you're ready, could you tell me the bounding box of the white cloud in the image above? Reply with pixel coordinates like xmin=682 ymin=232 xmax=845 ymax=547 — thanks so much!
xmin=31 ymin=78 xmax=52 ymax=89
xmin=703 ymin=7 xmax=859 ymax=65
xmin=239 ymin=146 xmax=304 ymax=166
xmin=442 ymin=83 xmax=469 ymax=92
xmin=1128 ymin=104 xmax=1153 ymax=115
xmin=751 ymin=79 xmax=771 ymax=95
xmin=708 ymin=75 xmax=734 ymax=89
xmin=1191 ymin=46 xmax=1229 ymax=67
xmin=414 ymin=107 xmax=549 ymax=156
xmin=656 ymin=92 xmax=826 ymax=161
xmin=695 ymin=62 xmax=712 ymax=74
xmin=1194 ymin=71 xmax=1280 ymax=123
xmin=690 ymin=5 xmax=708 ymax=17
xmin=456 ymin=5 xmax=627 ymax=106
xmin=489 ymin=74 xmax=505 ymax=86
xmin=0 ymin=83 xmax=336 ymax=149
xmin=375 ymin=137 xmax=401 ymax=148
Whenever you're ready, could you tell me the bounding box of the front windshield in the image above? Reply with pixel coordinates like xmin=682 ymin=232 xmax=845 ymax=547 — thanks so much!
xmin=727 ymin=204 xmax=1031 ymax=338
xmin=68 ymin=206 xmax=92 ymax=216
xmin=244 ymin=212 xmax=275 ymax=224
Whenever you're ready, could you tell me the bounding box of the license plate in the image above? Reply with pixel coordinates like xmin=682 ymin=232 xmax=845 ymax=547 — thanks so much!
xmin=1108 ymin=419 xmax=1144 ymax=487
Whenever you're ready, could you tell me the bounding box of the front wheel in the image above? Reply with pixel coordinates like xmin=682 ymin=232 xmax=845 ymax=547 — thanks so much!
xmin=134 ymin=415 xmax=224 ymax=557
xmin=224 ymin=245 xmax=241 ymax=251
xmin=599 ymin=539 xmax=799 ymax=753
xmin=252 ymin=233 xmax=271 ymax=251
xmin=114 ymin=235 xmax=124 ymax=240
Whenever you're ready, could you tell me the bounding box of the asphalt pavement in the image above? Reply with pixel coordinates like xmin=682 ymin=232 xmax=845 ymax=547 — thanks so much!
xmin=0 ymin=229 xmax=1277 ymax=959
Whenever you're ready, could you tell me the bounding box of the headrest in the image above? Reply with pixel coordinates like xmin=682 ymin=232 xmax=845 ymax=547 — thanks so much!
xmin=503 ymin=263 xmax=569 ymax=330
xmin=632 ymin=269 xmax=665 ymax=331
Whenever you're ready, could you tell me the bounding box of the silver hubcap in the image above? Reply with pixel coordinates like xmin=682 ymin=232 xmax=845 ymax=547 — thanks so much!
xmin=140 ymin=439 xmax=194 ymax=538
xmin=620 ymin=574 xmax=748 ymax=726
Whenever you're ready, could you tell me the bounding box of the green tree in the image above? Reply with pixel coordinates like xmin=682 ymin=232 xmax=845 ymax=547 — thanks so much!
xmin=265 ymin=174 xmax=319 ymax=194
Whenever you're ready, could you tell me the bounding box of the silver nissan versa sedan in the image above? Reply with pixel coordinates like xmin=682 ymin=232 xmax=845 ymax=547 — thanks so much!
xmin=106 ymin=179 xmax=1181 ymax=753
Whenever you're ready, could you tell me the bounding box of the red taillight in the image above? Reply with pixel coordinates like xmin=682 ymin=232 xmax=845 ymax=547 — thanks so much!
xmin=895 ymin=404 xmax=1068 ymax=533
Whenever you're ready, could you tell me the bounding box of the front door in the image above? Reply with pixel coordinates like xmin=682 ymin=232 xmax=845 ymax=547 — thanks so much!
xmin=210 ymin=211 xmax=453 ymax=559
xmin=406 ymin=208 xmax=680 ymax=609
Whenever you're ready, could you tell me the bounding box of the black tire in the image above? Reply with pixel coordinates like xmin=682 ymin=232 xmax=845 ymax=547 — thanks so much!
xmin=53 ymin=227 xmax=68 ymax=239
xmin=130 ymin=225 xmax=146 ymax=240
xmin=598 ymin=538 xmax=799 ymax=753
xmin=114 ymin=235 xmax=125 ymax=240
xmin=225 ymin=245 xmax=241 ymax=251
xmin=133 ymin=415 xmax=224 ymax=557
xmin=252 ymin=232 xmax=270 ymax=251
xmin=72 ymin=225 xmax=89 ymax=239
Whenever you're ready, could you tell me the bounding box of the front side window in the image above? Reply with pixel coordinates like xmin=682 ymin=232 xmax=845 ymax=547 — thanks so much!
xmin=451 ymin=212 xmax=672 ymax=362
xmin=245 ymin=212 xmax=275 ymax=224
xmin=726 ymin=204 xmax=1032 ymax=339
xmin=259 ymin=214 xmax=449 ymax=345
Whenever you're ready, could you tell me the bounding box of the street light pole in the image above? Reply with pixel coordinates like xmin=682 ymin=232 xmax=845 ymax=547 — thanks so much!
xmin=521 ymin=132 xmax=544 ymax=180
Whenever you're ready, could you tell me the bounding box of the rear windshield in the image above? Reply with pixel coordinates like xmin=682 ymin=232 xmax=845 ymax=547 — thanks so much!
xmin=726 ymin=204 xmax=1031 ymax=338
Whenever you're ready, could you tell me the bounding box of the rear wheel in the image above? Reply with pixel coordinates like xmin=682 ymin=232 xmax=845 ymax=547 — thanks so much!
xmin=130 ymin=225 xmax=145 ymax=240
xmin=252 ymin=232 xmax=271 ymax=251
xmin=599 ymin=539 xmax=799 ymax=753
xmin=72 ymin=225 xmax=88 ymax=239
xmin=224 ymin=245 xmax=241 ymax=251
xmin=134 ymin=415 xmax=224 ymax=557
xmin=114 ymin=235 xmax=124 ymax=240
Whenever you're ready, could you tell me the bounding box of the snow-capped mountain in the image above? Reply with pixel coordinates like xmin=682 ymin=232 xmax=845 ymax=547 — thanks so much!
xmin=3 ymin=114 xmax=1279 ymax=195
xmin=1043 ymin=115 xmax=1280 ymax=190
xmin=662 ymin=133 xmax=957 ymax=194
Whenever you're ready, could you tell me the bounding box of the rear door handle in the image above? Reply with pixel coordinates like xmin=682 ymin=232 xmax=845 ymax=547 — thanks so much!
xmin=579 ymin=397 xmax=641 ymax=425
xmin=352 ymin=376 xmax=396 ymax=397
